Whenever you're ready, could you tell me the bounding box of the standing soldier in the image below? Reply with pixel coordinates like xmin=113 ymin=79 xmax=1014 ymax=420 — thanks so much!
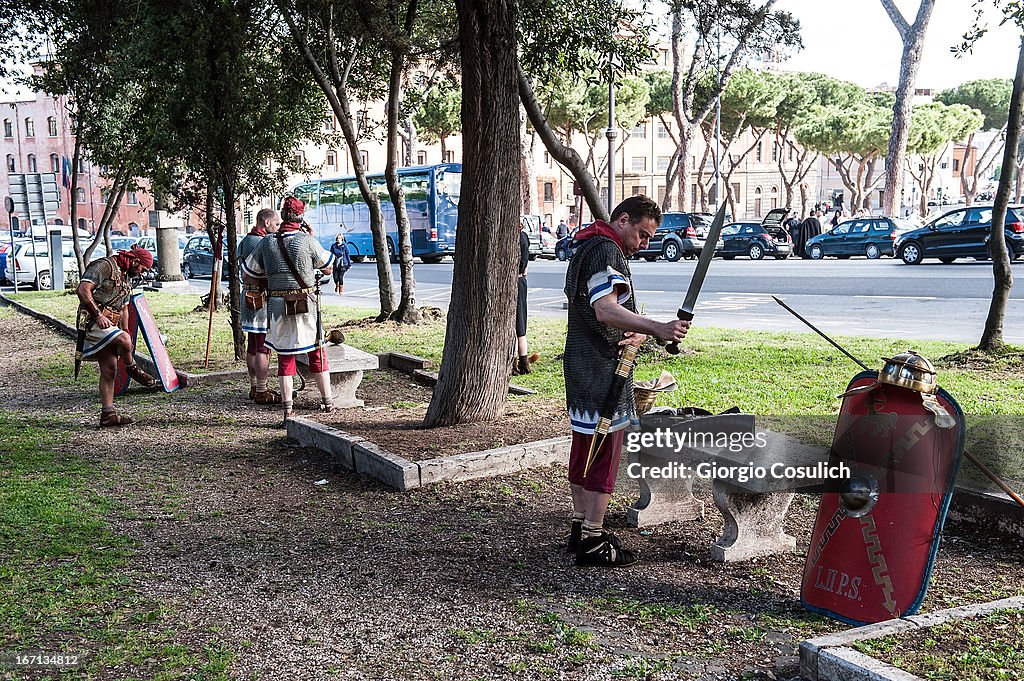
xmin=239 ymin=208 xmax=281 ymax=404
xmin=563 ymin=195 xmax=690 ymax=567
xmin=242 ymin=197 xmax=335 ymax=424
xmin=75 ymin=245 xmax=156 ymax=426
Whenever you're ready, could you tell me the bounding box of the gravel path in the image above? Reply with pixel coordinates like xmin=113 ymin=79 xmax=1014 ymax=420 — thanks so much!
xmin=2 ymin=307 xmax=1022 ymax=681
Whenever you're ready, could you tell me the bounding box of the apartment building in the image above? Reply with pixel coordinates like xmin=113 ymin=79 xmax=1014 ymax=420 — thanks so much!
xmin=1 ymin=73 xmax=153 ymax=235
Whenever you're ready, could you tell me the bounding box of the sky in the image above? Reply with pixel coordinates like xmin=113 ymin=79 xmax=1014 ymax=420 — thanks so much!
xmin=772 ymin=0 xmax=1021 ymax=91
xmin=3 ymin=1 xmax=1022 ymax=100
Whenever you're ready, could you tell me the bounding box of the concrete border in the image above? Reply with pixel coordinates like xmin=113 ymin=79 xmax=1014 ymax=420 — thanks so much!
xmin=800 ymin=596 xmax=1024 ymax=681
xmin=948 ymin=487 xmax=1024 ymax=538
xmin=287 ymin=416 xmax=569 ymax=491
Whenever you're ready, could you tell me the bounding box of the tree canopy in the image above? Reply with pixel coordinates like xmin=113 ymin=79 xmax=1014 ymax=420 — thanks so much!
xmin=935 ymin=78 xmax=1013 ymax=131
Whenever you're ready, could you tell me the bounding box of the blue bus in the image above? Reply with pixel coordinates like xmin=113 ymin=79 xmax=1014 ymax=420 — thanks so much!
xmin=291 ymin=163 xmax=461 ymax=264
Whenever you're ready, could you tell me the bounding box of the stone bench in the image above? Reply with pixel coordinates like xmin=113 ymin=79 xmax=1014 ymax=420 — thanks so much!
xmin=295 ymin=343 xmax=379 ymax=408
xmin=626 ymin=411 xmax=828 ymax=562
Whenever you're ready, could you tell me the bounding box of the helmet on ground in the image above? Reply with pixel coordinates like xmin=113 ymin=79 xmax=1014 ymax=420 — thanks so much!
xmin=878 ymin=350 xmax=937 ymax=394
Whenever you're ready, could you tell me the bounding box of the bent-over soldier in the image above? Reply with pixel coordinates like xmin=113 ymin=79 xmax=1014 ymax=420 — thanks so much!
xmin=242 ymin=197 xmax=335 ymax=424
xmin=563 ymin=195 xmax=690 ymax=567
xmin=239 ymin=207 xmax=281 ymax=404
xmin=75 ymin=245 xmax=156 ymax=426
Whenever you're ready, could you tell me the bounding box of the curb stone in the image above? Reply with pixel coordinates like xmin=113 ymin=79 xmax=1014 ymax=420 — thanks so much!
xmin=817 ymin=647 xmax=921 ymax=681
xmin=799 ymin=595 xmax=1024 ymax=681
xmin=286 ymin=416 xmax=570 ymax=490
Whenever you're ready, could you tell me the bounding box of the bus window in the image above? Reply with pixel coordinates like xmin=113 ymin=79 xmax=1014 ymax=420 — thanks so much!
xmin=370 ymin=176 xmax=389 ymax=201
xmin=436 ymin=170 xmax=461 ymax=206
xmin=293 ymin=182 xmax=318 ymax=211
xmin=401 ymin=172 xmax=429 ymax=202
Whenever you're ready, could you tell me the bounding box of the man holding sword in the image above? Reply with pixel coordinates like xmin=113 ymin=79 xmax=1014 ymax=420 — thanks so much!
xmin=562 ymin=195 xmax=691 ymax=567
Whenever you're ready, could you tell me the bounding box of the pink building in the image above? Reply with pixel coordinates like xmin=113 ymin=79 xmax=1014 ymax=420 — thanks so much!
xmin=1 ymin=78 xmax=153 ymax=236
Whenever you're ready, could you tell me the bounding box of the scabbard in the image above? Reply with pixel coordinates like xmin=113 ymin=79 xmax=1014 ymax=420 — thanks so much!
xmin=598 ymin=344 xmax=639 ymax=425
xmin=74 ymin=309 xmax=90 ymax=380
xmin=583 ymin=344 xmax=640 ymax=476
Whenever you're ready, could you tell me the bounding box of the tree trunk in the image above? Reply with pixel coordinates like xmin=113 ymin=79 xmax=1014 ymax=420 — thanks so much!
xmin=516 ymin=63 xmax=608 ymax=221
xmin=385 ymin=13 xmax=420 ymax=325
xmin=276 ymin=3 xmax=396 ymax=319
xmin=520 ymin=107 xmax=538 ymax=216
xmin=978 ymin=37 xmax=1024 ymax=351
xmin=961 ymin=132 xmax=977 ymax=205
xmin=661 ymin=147 xmax=679 ymax=211
xmin=403 ymin=114 xmax=418 ymax=166
xmin=881 ymin=0 xmax=936 ymax=217
xmin=424 ymin=0 xmax=520 ymax=427
xmin=676 ymin=123 xmax=694 ymax=211
xmin=69 ymin=124 xmax=85 ymax=273
xmin=223 ymin=180 xmax=245 ymax=360
xmin=965 ymin=127 xmax=1006 ymax=206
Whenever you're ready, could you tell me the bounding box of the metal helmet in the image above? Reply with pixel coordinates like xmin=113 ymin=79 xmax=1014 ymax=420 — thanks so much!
xmin=878 ymin=350 xmax=938 ymax=394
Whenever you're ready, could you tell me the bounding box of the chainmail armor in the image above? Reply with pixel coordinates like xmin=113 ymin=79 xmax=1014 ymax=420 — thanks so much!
xmin=563 ymin=237 xmax=638 ymax=434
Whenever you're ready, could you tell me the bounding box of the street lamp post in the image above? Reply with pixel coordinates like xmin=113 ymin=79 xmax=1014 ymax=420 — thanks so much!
xmin=714 ymin=21 xmax=722 ymax=213
xmin=606 ymin=57 xmax=617 ymax=214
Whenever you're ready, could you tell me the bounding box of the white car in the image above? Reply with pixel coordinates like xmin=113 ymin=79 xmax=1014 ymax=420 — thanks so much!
xmin=4 ymin=239 xmax=106 ymax=289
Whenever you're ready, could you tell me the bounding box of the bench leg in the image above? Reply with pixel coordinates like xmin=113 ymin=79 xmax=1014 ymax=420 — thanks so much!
xmin=329 ymin=369 xmax=364 ymax=408
xmin=626 ymin=449 xmax=705 ymax=527
xmin=709 ymin=481 xmax=797 ymax=562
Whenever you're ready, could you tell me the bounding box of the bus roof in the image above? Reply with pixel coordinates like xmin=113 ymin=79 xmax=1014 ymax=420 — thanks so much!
xmin=298 ymin=162 xmax=462 ymax=186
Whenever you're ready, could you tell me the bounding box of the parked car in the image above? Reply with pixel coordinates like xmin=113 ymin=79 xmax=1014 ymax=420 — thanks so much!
xmin=539 ymin=224 xmax=557 ymax=259
xmin=0 ymin=241 xmax=14 ymax=283
xmin=181 ymin=234 xmax=228 ymax=279
xmin=133 ymin=234 xmax=188 ymax=279
xmin=894 ymin=205 xmax=1024 ymax=265
xmin=555 ymin=225 xmax=585 ymax=262
xmin=805 ymin=217 xmax=914 ymax=260
xmin=3 ymin=239 xmax=106 ymax=289
xmin=717 ymin=209 xmax=792 ymax=260
xmin=521 ymin=215 xmax=543 ymax=260
xmin=110 ymin=236 xmax=139 ymax=252
xmin=633 ymin=212 xmax=715 ymax=262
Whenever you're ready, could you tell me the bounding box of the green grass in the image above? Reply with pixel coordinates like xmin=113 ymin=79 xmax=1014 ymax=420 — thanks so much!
xmin=0 ymin=410 xmax=234 ymax=678
xmin=8 ymin=290 xmax=1023 ymax=416
xmin=854 ymin=609 xmax=1024 ymax=680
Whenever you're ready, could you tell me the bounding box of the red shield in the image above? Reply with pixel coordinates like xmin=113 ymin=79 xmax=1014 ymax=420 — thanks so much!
xmin=113 ymin=293 xmax=180 ymax=395
xmin=113 ymin=301 xmax=140 ymax=397
xmin=800 ymin=370 xmax=964 ymax=625
xmin=132 ymin=293 xmax=180 ymax=392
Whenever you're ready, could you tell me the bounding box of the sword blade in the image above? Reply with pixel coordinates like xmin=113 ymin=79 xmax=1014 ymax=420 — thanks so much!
xmin=679 ymin=201 xmax=729 ymax=318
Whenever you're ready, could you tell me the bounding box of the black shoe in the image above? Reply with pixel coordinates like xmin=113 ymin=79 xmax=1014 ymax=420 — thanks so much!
xmin=575 ymin=531 xmax=638 ymax=567
xmin=565 ymin=520 xmax=583 ymax=554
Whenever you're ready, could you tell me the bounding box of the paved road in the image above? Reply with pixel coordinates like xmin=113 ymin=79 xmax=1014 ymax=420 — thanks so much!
xmin=333 ymin=256 xmax=1024 ymax=344
xmin=4 ymin=256 xmax=1021 ymax=344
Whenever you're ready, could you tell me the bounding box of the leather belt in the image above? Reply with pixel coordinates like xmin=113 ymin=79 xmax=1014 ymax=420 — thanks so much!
xmin=268 ymin=287 xmax=313 ymax=297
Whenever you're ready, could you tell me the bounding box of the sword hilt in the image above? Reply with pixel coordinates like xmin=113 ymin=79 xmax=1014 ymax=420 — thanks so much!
xmin=665 ymin=309 xmax=693 ymax=355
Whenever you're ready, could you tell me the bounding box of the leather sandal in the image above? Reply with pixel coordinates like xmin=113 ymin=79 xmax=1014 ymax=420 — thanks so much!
xmin=125 ymin=363 xmax=157 ymax=388
xmin=100 ymin=411 xmax=133 ymax=427
xmin=280 ymin=407 xmax=296 ymax=428
xmin=254 ymin=390 xmax=282 ymax=405
xmin=575 ymin=531 xmax=638 ymax=567
xmin=319 ymin=401 xmax=337 ymax=414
